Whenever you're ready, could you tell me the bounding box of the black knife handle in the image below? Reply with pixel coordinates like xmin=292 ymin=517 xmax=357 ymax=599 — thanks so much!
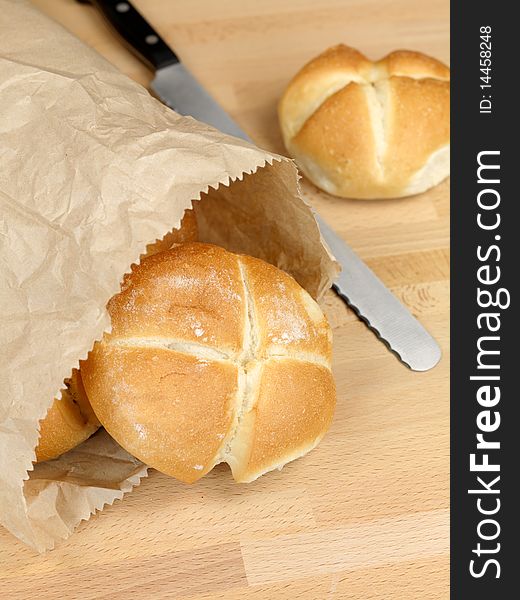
xmin=78 ymin=0 xmax=178 ymax=71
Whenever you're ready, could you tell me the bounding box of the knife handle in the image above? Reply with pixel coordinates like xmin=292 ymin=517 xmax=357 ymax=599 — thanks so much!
xmin=78 ymin=0 xmax=178 ymax=70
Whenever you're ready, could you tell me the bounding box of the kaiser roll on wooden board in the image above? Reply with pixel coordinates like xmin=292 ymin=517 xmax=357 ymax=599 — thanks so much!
xmin=81 ymin=242 xmax=336 ymax=483
xmin=35 ymin=209 xmax=199 ymax=463
xmin=278 ymin=44 xmax=450 ymax=199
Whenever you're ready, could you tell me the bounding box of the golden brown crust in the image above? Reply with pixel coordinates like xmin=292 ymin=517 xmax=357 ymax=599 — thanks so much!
xmin=109 ymin=243 xmax=246 ymax=354
xmin=278 ymin=45 xmax=372 ymax=142
xmin=383 ymin=50 xmax=450 ymax=80
xmin=290 ymin=82 xmax=381 ymax=197
xmin=81 ymin=243 xmax=336 ymax=483
xmin=35 ymin=370 xmax=100 ymax=462
xmin=239 ymin=254 xmax=332 ymax=359
xmin=81 ymin=344 xmax=239 ymax=483
xmin=383 ymin=76 xmax=450 ymax=190
xmin=297 ymin=44 xmax=372 ymax=76
xmin=229 ymin=359 xmax=336 ymax=483
xmin=278 ymin=44 xmax=450 ymax=199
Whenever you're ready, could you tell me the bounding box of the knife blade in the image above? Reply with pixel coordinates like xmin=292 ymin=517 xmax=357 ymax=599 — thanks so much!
xmin=314 ymin=214 xmax=441 ymax=371
xmin=83 ymin=0 xmax=441 ymax=371
xmin=152 ymin=63 xmax=249 ymax=139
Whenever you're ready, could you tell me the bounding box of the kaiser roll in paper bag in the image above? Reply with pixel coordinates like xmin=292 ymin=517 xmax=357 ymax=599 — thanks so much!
xmin=0 ymin=0 xmax=338 ymax=551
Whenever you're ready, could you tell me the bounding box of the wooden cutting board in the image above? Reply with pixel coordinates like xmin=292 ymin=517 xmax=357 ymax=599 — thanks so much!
xmin=1 ymin=1 xmax=450 ymax=598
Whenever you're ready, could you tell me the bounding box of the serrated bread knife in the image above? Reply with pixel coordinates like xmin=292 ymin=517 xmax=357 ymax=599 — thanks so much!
xmin=82 ymin=0 xmax=441 ymax=371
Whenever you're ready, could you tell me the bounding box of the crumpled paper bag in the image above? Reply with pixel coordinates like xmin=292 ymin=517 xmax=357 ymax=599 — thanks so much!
xmin=0 ymin=0 xmax=338 ymax=551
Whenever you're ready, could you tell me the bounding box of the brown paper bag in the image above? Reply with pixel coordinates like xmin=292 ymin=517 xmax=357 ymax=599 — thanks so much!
xmin=0 ymin=0 xmax=338 ymax=551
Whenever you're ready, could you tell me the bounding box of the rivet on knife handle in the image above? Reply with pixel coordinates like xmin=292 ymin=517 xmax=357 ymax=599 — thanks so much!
xmin=78 ymin=0 xmax=179 ymax=70
xmin=315 ymin=214 xmax=442 ymax=372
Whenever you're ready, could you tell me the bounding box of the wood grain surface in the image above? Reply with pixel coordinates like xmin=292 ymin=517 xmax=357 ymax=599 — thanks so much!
xmin=1 ymin=1 xmax=450 ymax=598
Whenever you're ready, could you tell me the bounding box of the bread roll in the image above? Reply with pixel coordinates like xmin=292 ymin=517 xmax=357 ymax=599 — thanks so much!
xmin=278 ymin=44 xmax=450 ymax=199
xmin=81 ymin=243 xmax=336 ymax=483
xmin=35 ymin=209 xmax=198 ymax=463
xmin=35 ymin=370 xmax=100 ymax=462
